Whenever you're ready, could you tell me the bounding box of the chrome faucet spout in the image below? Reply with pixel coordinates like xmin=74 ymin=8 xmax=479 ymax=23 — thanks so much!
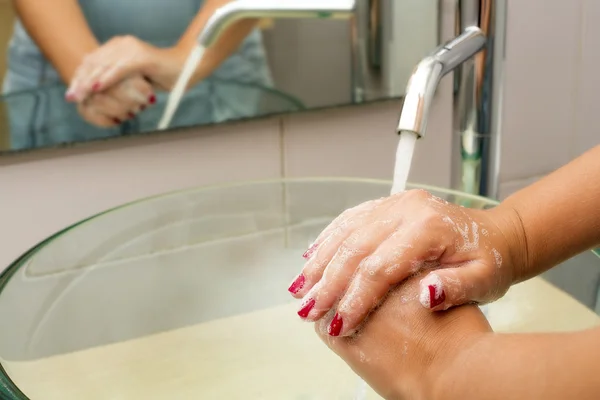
xmin=197 ymin=0 xmax=356 ymax=48
xmin=396 ymin=27 xmax=486 ymax=138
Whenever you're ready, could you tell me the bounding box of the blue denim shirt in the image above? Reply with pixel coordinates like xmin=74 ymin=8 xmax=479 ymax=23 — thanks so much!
xmin=2 ymin=0 xmax=273 ymax=150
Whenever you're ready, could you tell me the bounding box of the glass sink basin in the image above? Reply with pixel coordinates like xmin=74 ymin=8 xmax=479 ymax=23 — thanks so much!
xmin=0 ymin=178 xmax=598 ymax=399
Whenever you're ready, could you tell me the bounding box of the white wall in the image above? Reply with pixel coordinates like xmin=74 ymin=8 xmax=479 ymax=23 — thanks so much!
xmin=1 ymin=0 xmax=600 ymax=273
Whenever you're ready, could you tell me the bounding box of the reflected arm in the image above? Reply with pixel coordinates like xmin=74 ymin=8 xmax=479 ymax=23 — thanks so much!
xmin=13 ymin=0 xmax=99 ymax=84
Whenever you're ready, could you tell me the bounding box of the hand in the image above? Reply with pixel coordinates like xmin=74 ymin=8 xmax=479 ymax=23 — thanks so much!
xmin=76 ymin=75 xmax=155 ymax=127
xmin=315 ymin=273 xmax=491 ymax=399
xmin=66 ymin=35 xmax=186 ymax=103
xmin=289 ymin=189 xmax=527 ymax=337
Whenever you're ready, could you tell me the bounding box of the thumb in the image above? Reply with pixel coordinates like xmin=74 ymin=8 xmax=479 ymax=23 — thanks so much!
xmin=418 ymin=264 xmax=506 ymax=311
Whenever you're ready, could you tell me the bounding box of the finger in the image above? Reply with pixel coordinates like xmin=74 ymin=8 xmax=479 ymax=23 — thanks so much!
xmin=121 ymin=76 xmax=155 ymax=111
xmin=108 ymin=78 xmax=151 ymax=119
xmin=67 ymin=42 xmax=120 ymax=100
xmin=77 ymin=103 xmax=117 ymax=128
xmin=297 ymin=220 xmax=398 ymax=324
xmin=93 ymin=59 xmax=146 ymax=95
xmin=67 ymin=55 xmax=109 ymax=102
xmin=87 ymin=93 xmax=129 ymax=123
xmin=331 ymin=229 xmax=447 ymax=336
xmin=300 ymin=198 xmax=386 ymax=260
xmin=289 ymin=201 xmax=386 ymax=300
xmin=418 ymin=263 xmax=506 ymax=311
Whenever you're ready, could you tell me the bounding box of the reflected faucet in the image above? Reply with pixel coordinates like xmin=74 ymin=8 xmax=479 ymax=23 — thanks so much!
xmin=198 ymin=0 xmax=356 ymax=47
xmin=397 ymin=0 xmax=506 ymax=199
xmin=197 ymin=0 xmax=361 ymax=100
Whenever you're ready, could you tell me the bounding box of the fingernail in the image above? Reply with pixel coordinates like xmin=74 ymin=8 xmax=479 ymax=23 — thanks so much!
xmin=92 ymin=82 xmax=101 ymax=92
xmin=148 ymin=94 xmax=156 ymax=104
xmin=328 ymin=313 xmax=343 ymax=336
xmin=427 ymin=284 xmax=446 ymax=308
xmin=302 ymin=242 xmax=318 ymax=259
xmin=128 ymin=112 xmax=136 ymax=119
xmin=297 ymin=298 xmax=315 ymax=319
xmin=65 ymin=91 xmax=76 ymax=101
xmin=112 ymin=118 xmax=122 ymax=125
xmin=288 ymin=274 xmax=305 ymax=294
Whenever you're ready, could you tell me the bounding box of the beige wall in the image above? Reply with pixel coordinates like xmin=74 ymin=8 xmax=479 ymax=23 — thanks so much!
xmin=1 ymin=0 xmax=600 ymax=273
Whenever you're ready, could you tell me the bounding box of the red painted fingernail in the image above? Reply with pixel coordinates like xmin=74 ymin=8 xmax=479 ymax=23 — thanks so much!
xmin=148 ymin=94 xmax=156 ymax=104
xmin=92 ymin=82 xmax=101 ymax=92
xmin=128 ymin=112 xmax=135 ymax=119
xmin=112 ymin=118 xmax=122 ymax=124
xmin=302 ymin=243 xmax=318 ymax=259
xmin=288 ymin=274 xmax=305 ymax=294
xmin=328 ymin=313 xmax=343 ymax=336
xmin=428 ymin=285 xmax=446 ymax=308
xmin=297 ymin=298 xmax=315 ymax=319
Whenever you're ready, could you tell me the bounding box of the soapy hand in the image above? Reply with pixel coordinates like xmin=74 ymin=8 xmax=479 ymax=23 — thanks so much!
xmin=288 ymin=189 xmax=527 ymax=337
xmin=315 ymin=272 xmax=491 ymax=399
xmin=75 ymin=75 xmax=155 ymax=127
xmin=65 ymin=35 xmax=185 ymax=103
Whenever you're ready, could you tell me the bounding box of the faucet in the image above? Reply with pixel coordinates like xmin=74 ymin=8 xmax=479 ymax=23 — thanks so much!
xmin=397 ymin=0 xmax=506 ymax=199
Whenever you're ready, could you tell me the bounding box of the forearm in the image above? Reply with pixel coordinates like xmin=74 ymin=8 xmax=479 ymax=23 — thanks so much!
xmin=438 ymin=327 xmax=600 ymax=400
xmin=13 ymin=0 xmax=98 ymax=84
xmin=492 ymin=145 xmax=600 ymax=281
xmin=174 ymin=0 xmax=259 ymax=84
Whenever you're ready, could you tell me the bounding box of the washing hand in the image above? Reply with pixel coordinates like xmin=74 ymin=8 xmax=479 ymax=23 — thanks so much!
xmin=288 ymin=189 xmax=527 ymax=337
xmin=65 ymin=36 xmax=186 ymax=103
xmin=73 ymin=75 xmax=156 ymax=127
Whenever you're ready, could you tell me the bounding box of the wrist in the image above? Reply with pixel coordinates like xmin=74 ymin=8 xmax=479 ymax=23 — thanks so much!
xmin=431 ymin=332 xmax=495 ymax=400
xmin=421 ymin=307 xmax=491 ymax=400
xmin=143 ymin=45 xmax=189 ymax=91
xmin=483 ymin=202 xmax=530 ymax=284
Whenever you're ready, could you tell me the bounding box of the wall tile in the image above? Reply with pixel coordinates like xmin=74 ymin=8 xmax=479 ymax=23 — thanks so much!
xmin=282 ymin=76 xmax=454 ymax=189
xmin=575 ymin=0 xmax=600 ymax=157
xmin=500 ymin=0 xmax=582 ymax=182
xmin=497 ymin=175 xmax=544 ymax=200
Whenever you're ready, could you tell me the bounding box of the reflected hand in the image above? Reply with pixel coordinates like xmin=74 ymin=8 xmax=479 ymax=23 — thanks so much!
xmin=314 ymin=274 xmax=491 ymax=399
xmin=289 ymin=189 xmax=527 ymax=337
xmin=66 ymin=35 xmax=185 ymax=103
xmin=76 ymin=75 xmax=155 ymax=127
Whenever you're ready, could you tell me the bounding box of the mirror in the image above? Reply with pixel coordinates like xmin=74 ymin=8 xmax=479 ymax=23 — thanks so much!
xmin=0 ymin=0 xmax=439 ymax=154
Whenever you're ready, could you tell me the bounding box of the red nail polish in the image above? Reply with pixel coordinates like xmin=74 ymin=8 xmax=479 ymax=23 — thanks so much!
xmin=303 ymin=243 xmax=318 ymax=259
xmin=92 ymin=82 xmax=101 ymax=92
xmin=328 ymin=313 xmax=343 ymax=336
xmin=297 ymin=298 xmax=315 ymax=318
xmin=288 ymin=274 xmax=305 ymax=294
xmin=148 ymin=94 xmax=156 ymax=104
xmin=128 ymin=112 xmax=135 ymax=119
xmin=112 ymin=118 xmax=122 ymax=124
xmin=428 ymin=285 xmax=446 ymax=308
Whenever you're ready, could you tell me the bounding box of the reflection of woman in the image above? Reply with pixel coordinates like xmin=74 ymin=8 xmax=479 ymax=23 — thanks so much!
xmin=293 ymin=145 xmax=600 ymax=398
xmin=3 ymin=0 xmax=272 ymax=150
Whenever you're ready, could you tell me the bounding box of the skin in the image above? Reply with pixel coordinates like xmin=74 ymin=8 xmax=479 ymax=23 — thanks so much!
xmin=13 ymin=0 xmax=154 ymax=127
xmin=317 ymin=273 xmax=600 ymax=400
xmin=291 ymin=144 xmax=600 ymax=337
xmin=65 ymin=0 xmax=258 ymax=102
